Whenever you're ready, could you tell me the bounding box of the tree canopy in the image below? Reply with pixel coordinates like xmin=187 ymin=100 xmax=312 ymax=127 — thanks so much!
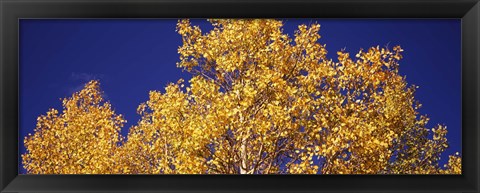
xmin=23 ymin=19 xmax=461 ymax=174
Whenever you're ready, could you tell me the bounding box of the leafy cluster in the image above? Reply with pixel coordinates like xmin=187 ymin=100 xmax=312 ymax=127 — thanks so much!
xmin=23 ymin=19 xmax=461 ymax=174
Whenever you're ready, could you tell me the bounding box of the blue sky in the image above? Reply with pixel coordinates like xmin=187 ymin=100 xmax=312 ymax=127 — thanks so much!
xmin=19 ymin=19 xmax=461 ymax=174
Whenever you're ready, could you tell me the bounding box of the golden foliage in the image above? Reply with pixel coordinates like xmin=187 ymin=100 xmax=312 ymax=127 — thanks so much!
xmin=23 ymin=81 xmax=126 ymax=174
xmin=23 ymin=19 xmax=461 ymax=174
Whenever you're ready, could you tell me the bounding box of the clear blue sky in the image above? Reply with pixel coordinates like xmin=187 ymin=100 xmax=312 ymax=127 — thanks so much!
xmin=19 ymin=19 xmax=461 ymax=174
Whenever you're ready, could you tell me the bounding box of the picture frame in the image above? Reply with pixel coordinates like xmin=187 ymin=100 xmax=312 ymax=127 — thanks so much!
xmin=1 ymin=0 xmax=479 ymax=192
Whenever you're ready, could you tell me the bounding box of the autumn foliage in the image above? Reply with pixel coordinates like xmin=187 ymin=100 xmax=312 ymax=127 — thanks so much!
xmin=23 ymin=19 xmax=461 ymax=174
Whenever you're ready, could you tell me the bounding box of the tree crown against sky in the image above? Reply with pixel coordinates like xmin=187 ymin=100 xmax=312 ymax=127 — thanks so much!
xmin=22 ymin=19 xmax=461 ymax=174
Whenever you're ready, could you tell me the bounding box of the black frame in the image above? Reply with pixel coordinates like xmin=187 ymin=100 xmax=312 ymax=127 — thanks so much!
xmin=1 ymin=0 xmax=479 ymax=192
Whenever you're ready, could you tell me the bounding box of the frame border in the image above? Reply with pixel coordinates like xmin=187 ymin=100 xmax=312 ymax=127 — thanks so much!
xmin=1 ymin=0 xmax=479 ymax=192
